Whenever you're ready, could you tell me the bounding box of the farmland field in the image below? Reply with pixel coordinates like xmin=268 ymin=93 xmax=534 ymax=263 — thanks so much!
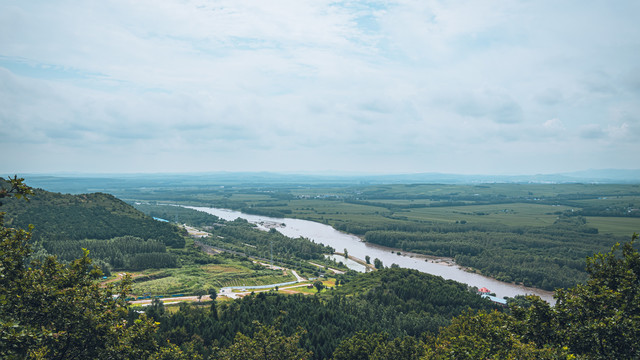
xmin=586 ymin=217 xmax=640 ymax=237
xmin=129 ymin=259 xmax=296 ymax=296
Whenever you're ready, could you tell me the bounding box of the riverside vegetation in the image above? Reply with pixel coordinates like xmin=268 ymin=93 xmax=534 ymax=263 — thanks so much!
xmin=2 ymin=177 xmax=640 ymax=359
xmin=123 ymin=182 xmax=639 ymax=290
xmin=0 ymin=186 xmax=341 ymax=295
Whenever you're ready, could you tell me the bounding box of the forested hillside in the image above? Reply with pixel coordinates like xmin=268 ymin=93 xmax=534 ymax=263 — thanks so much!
xmin=133 ymin=202 xmax=221 ymax=227
xmin=133 ymin=203 xmax=339 ymax=278
xmin=1 ymin=187 xmax=186 ymax=273
xmin=2 ymin=189 xmax=186 ymax=247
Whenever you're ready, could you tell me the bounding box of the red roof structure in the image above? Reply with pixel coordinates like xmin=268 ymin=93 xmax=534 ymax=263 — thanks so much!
xmin=478 ymin=287 xmax=491 ymax=294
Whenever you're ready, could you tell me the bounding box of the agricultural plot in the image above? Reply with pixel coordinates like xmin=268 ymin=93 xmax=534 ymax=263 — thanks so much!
xmin=129 ymin=261 xmax=296 ymax=296
xmin=586 ymin=217 xmax=640 ymax=237
xmin=399 ymin=203 xmax=574 ymax=227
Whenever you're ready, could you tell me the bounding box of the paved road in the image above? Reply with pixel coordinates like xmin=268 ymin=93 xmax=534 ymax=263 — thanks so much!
xmin=291 ymin=269 xmax=305 ymax=281
xmin=130 ymin=295 xmax=210 ymax=306
xmin=309 ymin=262 xmax=346 ymax=274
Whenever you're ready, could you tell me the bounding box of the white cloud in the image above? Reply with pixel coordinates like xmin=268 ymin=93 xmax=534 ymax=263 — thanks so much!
xmin=542 ymin=118 xmax=564 ymax=131
xmin=1 ymin=0 xmax=639 ymax=174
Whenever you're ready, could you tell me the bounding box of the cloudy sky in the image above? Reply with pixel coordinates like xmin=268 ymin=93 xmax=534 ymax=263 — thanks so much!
xmin=1 ymin=0 xmax=639 ymax=175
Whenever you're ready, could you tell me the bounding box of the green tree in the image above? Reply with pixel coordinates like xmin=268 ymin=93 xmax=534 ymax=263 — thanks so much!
xmin=552 ymin=234 xmax=640 ymax=358
xmin=147 ymin=342 xmax=202 ymax=360
xmin=194 ymin=289 xmax=206 ymax=302
xmin=0 ymin=238 xmax=162 ymax=359
xmin=207 ymin=287 xmax=218 ymax=319
xmin=314 ymin=280 xmax=325 ymax=293
xmin=219 ymin=321 xmax=311 ymax=360
xmin=332 ymin=331 xmax=387 ymax=360
xmin=433 ymin=234 xmax=640 ymax=359
xmin=373 ymin=258 xmax=383 ymax=269
xmin=370 ymin=336 xmax=425 ymax=360
xmin=0 ymin=177 xmax=173 ymax=359
xmin=146 ymin=298 xmax=166 ymax=321
xmin=508 ymin=234 xmax=640 ymax=359
xmin=0 ymin=175 xmax=34 ymax=205
xmin=427 ymin=310 xmax=568 ymax=359
xmin=333 ymin=331 xmax=426 ymax=360
xmin=365 ymin=255 xmax=370 ymax=264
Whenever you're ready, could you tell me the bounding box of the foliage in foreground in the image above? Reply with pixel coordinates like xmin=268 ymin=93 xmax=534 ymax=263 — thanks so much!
xmin=428 ymin=234 xmax=640 ymax=359
xmin=0 ymin=178 xmax=165 ymax=359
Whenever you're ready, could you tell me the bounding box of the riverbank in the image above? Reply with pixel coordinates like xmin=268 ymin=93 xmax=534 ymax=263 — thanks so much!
xmin=184 ymin=205 xmax=556 ymax=303
xmin=332 ymin=252 xmax=375 ymax=271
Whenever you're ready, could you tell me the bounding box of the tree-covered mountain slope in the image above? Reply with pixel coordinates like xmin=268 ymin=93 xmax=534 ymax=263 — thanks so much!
xmin=2 ymin=188 xmax=185 ymax=248
xmin=0 ymin=185 xmax=187 ymax=274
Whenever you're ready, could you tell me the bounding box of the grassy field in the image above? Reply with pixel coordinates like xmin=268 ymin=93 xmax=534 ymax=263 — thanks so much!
xmin=235 ymin=200 xmax=575 ymax=230
xmin=586 ymin=217 xmax=640 ymax=237
xmin=398 ymin=203 xmax=573 ymax=227
xmin=283 ymin=279 xmax=337 ymax=295
xmin=128 ymin=261 xmax=296 ymax=296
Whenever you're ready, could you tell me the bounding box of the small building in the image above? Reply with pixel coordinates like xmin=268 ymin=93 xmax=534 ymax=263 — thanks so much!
xmin=482 ymin=294 xmax=508 ymax=306
xmin=478 ymin=287 xmax=491 ymax=295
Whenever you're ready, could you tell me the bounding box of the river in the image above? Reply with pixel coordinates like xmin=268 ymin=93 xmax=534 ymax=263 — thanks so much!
xmin=186 ymin=206 xmax=556 ymax=303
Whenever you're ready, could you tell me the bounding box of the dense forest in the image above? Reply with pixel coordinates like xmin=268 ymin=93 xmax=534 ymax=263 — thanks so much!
xmin=2 ymin=189 xmax=186 ymax=247
xmin=144 ymin=267 xmax=499 ymax=359
xmin=133 ymin=202 xmax=222 ymax=227
xmin=358 ymin=217 xmax=616 ymax=289
xmin=1 ymin=188 xmax=186 ymax=273
xmin=43 ymin=236 xmax=178 ymax=272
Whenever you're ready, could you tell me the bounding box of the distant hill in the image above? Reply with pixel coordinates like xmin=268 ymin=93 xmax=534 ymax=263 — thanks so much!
xmin=558 ymin=169 xmax=640 ymax=183
xmin=18 ymin=169 xmax=640 ymax=195
xmin=1 ymin=187 xmax=186 ymax=248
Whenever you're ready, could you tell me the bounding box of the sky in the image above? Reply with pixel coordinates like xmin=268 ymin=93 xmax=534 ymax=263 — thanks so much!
xmin=1 ymin=0 xmax=639 ymax=175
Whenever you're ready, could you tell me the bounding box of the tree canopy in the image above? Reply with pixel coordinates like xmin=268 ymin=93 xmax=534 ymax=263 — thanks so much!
xmin=0 ymin=177 xmax=189 ymax=359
